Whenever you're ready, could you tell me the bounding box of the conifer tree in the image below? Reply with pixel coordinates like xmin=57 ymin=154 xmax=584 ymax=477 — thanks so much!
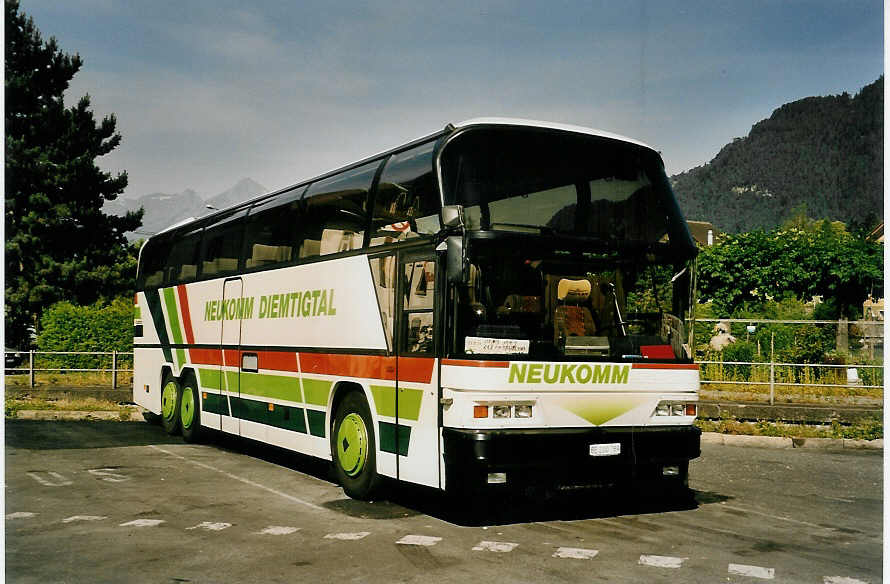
xmin=5 ymin=0 xmax=143 ymax=347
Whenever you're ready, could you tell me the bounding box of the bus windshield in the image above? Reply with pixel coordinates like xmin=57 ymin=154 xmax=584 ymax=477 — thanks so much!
xmin=441 ymin=125 xmax=697 ymax=361
xmin=440 ymin=127 xmax=690 ymax=247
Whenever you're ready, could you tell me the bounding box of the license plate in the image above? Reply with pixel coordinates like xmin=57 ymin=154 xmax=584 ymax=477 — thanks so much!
xmin=589 ymin=442 xmax=621 ymax=457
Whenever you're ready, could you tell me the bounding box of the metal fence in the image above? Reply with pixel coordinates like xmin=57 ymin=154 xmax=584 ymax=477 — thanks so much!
xmin=694 ymin=318 xmax=884 ymax=405
xmin=5 ymin=351 xmax=134 ymax=389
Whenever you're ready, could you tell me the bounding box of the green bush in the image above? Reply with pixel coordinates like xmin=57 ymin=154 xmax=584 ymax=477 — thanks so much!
xmin=36 ymin=297 xmax=134 ymax=369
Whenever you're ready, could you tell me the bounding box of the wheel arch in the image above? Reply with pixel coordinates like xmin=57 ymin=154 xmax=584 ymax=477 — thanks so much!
xmin=328 ymin=380 xmax=371 ymax=433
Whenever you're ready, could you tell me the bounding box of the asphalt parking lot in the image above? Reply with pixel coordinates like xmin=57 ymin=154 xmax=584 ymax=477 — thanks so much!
xmin=5 ymin=419 xmax=883 ymax=584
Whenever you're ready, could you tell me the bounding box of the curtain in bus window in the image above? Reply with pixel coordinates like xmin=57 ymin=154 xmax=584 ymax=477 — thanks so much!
xmin=302 ymin=161 xmax=378 ymax=256
xmin=372 ymin=141 xmax=440 ymax=246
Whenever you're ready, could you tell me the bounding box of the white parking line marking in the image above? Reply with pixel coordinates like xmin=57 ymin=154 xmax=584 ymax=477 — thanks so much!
xmin=88 ymin=468 xmax=129 ymax=482
xmin=259 ymin=526 xmax=300 ymax=535
xmin=6 ymin=512 xmax=36 ymax=519
xmin=729 ymin=563 xmax=775 ymax=579
xmin=325 ymin=532 xmax=371 ymax=540
xmin=552 ymin=547 xmax=598 ymax=560
xmin=639 ymin=555 xmax=687 ymax=568
xmin=472 ymin=541 xmax=518 ymax=553
xmin=186 ymin=521 xmax=232 ymax=531
xmin=396 ymin=535 xmax=442 ymax=546
xmin=119 ymin=519 xmax=165 ymax=527
xmin=824 ymin=577 xmax=870 ymax=584
xmin=149 ymin=446 xmax=326 ymax=512
xmin=62 ymin=515 xmax=107 ymax=523
xmin=27 ymin=471 xmax=72 ymax=487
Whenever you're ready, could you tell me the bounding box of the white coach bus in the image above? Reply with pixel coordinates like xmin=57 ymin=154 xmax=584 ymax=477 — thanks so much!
xmin=133 ymin=118 xmax=701 ymax=501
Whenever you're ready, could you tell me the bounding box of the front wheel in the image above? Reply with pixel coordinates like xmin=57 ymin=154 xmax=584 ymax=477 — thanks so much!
xmin=161 ymin=375 xmax=182 ymax=435
xmin=180 ymin=378 xmax=202 ymax=443
xmin=331 ymin=392 xmax=381 ymax=500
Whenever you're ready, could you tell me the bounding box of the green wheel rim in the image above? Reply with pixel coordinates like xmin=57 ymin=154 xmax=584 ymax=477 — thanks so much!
xmin=337 ymin=413 xmax=369 ymax=477
xmin=180 ymin=387 xmax=195 ymax=429
xmin=161 ymin=381 xmax=178 ymax=421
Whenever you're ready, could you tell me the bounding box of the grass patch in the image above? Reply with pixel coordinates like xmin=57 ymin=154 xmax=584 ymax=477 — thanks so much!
xmin=5 ymin=396 xmax=136 ymax=421
xmin=4 ymin=371 xmax=133 ymax=388
xmin=695 ymin=417 xmax=883 ymax=440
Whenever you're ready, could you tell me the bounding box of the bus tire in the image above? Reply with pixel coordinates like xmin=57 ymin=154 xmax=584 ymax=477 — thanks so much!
xmin=160 ymin=374 xmax=182 ymax=435
xmin=179 ymin=376 xmax=202 ymax=443
xmin=331 ymin=392 xmax=380 ymax=501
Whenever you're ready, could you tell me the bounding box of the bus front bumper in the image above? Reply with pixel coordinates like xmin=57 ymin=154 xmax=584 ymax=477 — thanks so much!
xmin=442 ymin=425 xmax=700 ymax=492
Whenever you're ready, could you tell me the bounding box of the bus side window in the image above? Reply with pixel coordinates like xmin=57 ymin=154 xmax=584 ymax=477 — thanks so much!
xmin=243 ymin=195 xmax=303 ymax=270
xmin=369 ymin=255 xmax=395 ymax=351
xmin=138 ymin=238 xmax=171 ymax=289
xmin=371 ymin=141 xmax=440 ymax=246
xmin=302 ymin=160 xmax=379 ymax=257
xmin=403 ymin=260 xmax=435 ymax=354
xmin=200 ymin=209 xmax=247 ymax=278
xmin=165 ymin=229 xmax=202 ymax=286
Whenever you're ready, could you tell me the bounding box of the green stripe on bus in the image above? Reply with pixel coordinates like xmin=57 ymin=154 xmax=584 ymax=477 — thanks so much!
xmin=379 ymin=421 xmax=411 ymax=456
xmin=198 ymin=368 xmax=240 ymax=393
xmin=134 ymin=306 xmax=141 ymax=320
xmin=143 ymin=288 xmax=173 ymax=364
xmin=162 ymin=287 xmax=184 ymax=345
xmin=198 ymin=368 xmax=221 ymax=390
xmin=306 ymin=410 xmax=326 ymax=437
xmin=370 ymin=385 xmax=423 ymax=421
xmin=201 ymin=392 xmax=229 ymax=415
xmin=230 ymin=396 xmax=307 ymax=433
xmin=302 ymin=379 xmax=332 ymax=407
xmin=240 ymin=372 xmax=302 ymax=402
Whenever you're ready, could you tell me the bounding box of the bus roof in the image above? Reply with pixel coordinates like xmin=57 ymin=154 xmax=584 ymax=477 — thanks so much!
xmin=151 ymin=119 xmax=658 ymax=237
xmin=453 ymin=118 xmax=655 ymax=151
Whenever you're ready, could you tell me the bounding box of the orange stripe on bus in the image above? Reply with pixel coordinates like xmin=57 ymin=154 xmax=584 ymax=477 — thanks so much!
xmin=396 ymin=356 xmax=436 ymax=383
xmin=189 ymin=347 xmax=223 ymax=366
xmin=441 ymin=359 xmax=509 ymax=368
xmin=258 ymin=351 xmax=299 ymax=372
xmin=176 ymin=285 xmax=195 ymax=344
xmin=187 ymin=349 xmax=434 ymax=382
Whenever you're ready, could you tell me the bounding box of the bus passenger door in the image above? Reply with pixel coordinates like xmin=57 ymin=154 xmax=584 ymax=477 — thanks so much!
xmin=395 ymin=251 xmax=440 ymax=488
xmin=220 ymin=277 xmax=242 ymax=435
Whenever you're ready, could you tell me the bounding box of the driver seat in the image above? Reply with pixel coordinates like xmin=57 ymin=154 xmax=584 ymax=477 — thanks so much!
xmin=553 ymin=278 xmax=595 ymax=343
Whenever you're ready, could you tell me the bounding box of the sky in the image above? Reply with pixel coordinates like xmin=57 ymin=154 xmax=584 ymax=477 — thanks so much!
xmin=17 ymin=0 xmax=885 ymax=201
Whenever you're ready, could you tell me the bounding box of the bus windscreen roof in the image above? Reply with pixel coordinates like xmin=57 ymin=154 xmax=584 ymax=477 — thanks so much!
xmin=440 ymin=127 xmax=695 ymax=256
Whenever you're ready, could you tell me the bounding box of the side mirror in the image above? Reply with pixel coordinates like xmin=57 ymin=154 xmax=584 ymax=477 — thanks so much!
xmin=441 ymin=205 xmax=464 ymax=229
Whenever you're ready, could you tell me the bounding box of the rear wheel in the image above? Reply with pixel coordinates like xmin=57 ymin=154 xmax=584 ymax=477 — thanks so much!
xmin=180 ymin=377 xmax=202 ymax=443
xmin=160 ymin=375 xmax=182 ymax=435
xmin=331 ymin=392 xmax=380 ymax=500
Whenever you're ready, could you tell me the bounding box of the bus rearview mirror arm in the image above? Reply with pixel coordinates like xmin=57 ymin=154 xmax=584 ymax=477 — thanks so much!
xmin=445 ymin=235 xmax=466 ymax=284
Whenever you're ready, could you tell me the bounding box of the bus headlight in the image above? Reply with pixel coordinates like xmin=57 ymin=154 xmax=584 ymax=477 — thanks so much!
xmin=474 ymin=402 xmax=535 ymax=420
xmin=654 ymin=401 xmax=697 ymax=417
xmin=513 ymin=404 xmax=533 ymax=418
xmin=493 ymin=405 xmax=512 ymax=418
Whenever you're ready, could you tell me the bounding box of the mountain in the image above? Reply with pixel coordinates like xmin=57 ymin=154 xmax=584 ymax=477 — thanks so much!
xmin=671 ymin=77 xmax=883 ymax=233
xmin=205 ymin=178 xmax=267 ymax=211
xmin=107 ymin=179 xmax=267 ymax=241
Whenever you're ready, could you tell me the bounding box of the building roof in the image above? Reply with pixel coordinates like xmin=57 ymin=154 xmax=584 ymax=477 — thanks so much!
xmin=686 ymin=220 xmax=720 ymax=245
